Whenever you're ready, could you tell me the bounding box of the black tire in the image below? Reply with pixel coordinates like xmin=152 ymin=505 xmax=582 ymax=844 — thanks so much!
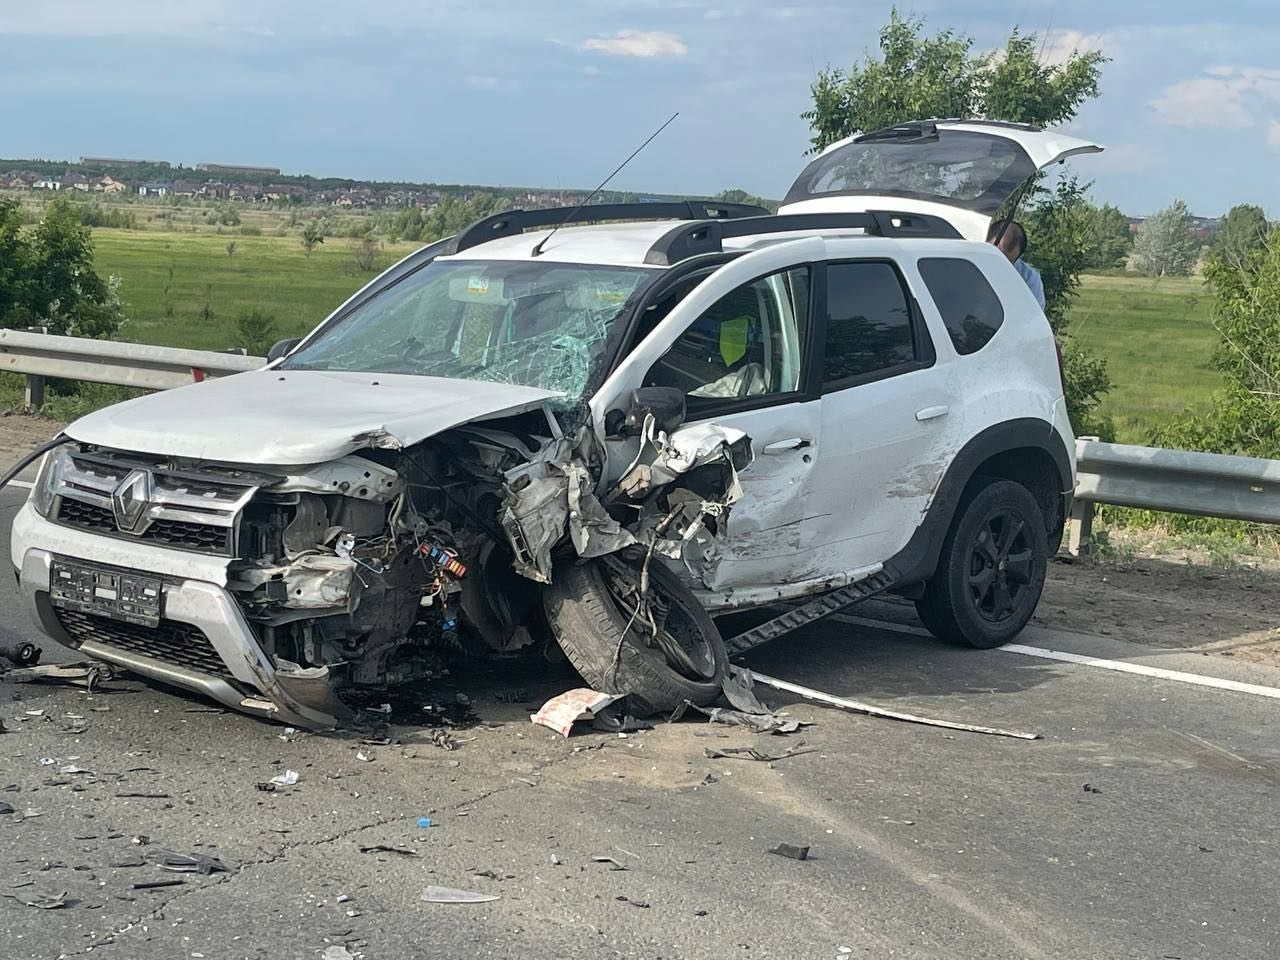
xmin=543 ymin=557 xmax=728 ymax=714
xmin=916 ymin=479 xmax=1048 ymax=649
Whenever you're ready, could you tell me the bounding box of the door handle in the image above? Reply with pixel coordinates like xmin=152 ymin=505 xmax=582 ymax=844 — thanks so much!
xmin=915 ymin=405 xmax=950 ymax=422
xmin=762 ymin=437 xmax=812 ymax=454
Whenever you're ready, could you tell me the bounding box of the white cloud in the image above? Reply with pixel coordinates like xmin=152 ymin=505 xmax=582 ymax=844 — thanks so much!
xmin=1037 ymin=29 xmax=1113 ymax=68
xmin=1269 ymin=120 xmax=1280 ymax=152
xmin=581 ymin=30 xmax=687 ymax=58
xmin=1150 ymin=66 xmax=1280 ymax=129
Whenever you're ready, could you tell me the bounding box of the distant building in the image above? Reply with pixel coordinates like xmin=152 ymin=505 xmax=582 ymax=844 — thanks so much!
xmin=95 ymin=176 xmax=128 ymax=194
xmin=61 ymin=173 xmax=90 ymax=192
xmin=33 ymin=176 xmax=60 ymax=191
xmin=138 ymin=181 xmax=171 ymax=197
xmin=196 ymin=162 xmax=281 ymax=176
xmin=81 ymin=157 xmax=170 ymax=168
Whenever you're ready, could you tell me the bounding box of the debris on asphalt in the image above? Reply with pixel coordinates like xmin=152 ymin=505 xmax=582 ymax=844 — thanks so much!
xmin=132 ymin=878 xmax=185 ymax=890
xmin=721 ymin=665 xmax=773 ymax=714
xmin=671 ymin=700 xmax=810 ymax=735
xmin=2 ymin=660 xmax=117 ymax=691
xmin=592 ymin=856 xmax=628 ymax=871
xmin=1083 ymin=783 xmax=1102 ymax=794
xmin=702 ymin=744 xmax=814 ymax=762
xmin=590 ymin=705 xmax=654 ymax=734
xmin=417 ymin=817 xmax=434 ymax=828
xmin=767 ymin=843 xmax=811 ymax=861
xmin=154 ymin=849 xmax=232 ymax=875
xmin=131 ymin=835 xmax=150 ymax=845
xmin=430 ymin=729 xmax=458 ymax=750
xmin=114 ymin=792 xmax=171 ymax=799
xmin=358 ymin=844 xmax=418 ymax=857
xmin=269 ymin=769 xmax=300 ymax=787
xmin=321 ymin=947 xmax=355 ymax=960
xmin=5 ymin=889 xmax=69 ymax=909
xmin=615 ymin=896 xmax=650 ymax=908
xmin=107 ymin=856 xmax=146 ymax=868
xmin=550 ymin=853 xmax=562 ymax=865
xmin=38 ymin=757 xmax=55 ymax=766
xmin=0 ymin=801 xmax=14 ymax=815
xmin=58 ymin=764 xmax=92 ymax=775
xmin=420 ymin=885 xmax=499 ymax=904
xmin=0 ymin=638 xmax=42 ymax=667
xmin=750 ymin=672 xmax=1040 ymax=740
xmin=531 ymin=688 xmax=623 ymax=737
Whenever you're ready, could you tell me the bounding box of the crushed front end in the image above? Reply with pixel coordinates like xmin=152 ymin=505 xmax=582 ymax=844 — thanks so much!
xmin=11 ymin=406 xmax=749 ymax=729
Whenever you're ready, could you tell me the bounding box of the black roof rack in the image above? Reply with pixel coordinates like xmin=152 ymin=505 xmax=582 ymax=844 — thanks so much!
xmin=444 ymin=200 xmax=772 ymax=255
xmin=643 ymin=210 xmax=963 ymax=266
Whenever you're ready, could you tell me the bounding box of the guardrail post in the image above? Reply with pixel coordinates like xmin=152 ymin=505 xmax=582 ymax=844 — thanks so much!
xmin=1066 ymin=498 xmax=1094 ymax=558
xmin=23 ymin=326 xmax=46 ymax=411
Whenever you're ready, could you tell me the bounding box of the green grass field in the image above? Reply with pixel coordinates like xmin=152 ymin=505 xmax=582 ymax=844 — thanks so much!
xmin=87 ymin=229 xmax=1222 ymax=444
xmin=1066 ymin=274 xmax=1220 ymax=443
xmin=92 ymin=229 xmax=418 ymax=352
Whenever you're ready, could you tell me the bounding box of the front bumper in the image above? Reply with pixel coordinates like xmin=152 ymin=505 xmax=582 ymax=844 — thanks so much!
xmin=12 ymin=503 xmax=342 ymax=729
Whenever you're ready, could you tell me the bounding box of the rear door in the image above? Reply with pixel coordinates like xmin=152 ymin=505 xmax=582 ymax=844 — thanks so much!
xmin=799 ymin=251 xmax=962 ymax=575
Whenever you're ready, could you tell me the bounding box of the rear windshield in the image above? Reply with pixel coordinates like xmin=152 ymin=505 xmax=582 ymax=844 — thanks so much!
xmin=784 ymin=131 xmax=1035 ymax=215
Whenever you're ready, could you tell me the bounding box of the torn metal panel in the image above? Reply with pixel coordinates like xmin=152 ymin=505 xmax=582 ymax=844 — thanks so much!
xmin=564 ymin=460 xmax=636 ymax=558
xmin=271 ymin=456 xmax=404 ymax=503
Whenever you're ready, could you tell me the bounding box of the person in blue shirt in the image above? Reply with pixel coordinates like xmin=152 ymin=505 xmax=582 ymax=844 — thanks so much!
xmin=987 ymin=219 xmax=1045 ymax=310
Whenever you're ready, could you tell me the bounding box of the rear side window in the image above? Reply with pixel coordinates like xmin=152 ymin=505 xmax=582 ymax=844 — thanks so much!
xmin=918 ymin=258 xmax=1005 ymax=355
xmin=822 ymin=261 xmax=916 ymax=384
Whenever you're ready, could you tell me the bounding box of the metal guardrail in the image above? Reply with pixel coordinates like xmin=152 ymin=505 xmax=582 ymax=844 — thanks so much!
xmin=0 ymin=329 xmax=265 ymax=403
xmin=1069 ymin=439 xmax=1280 ymax=554
xmin=3 ymin=331 xmax=1279 ymax=558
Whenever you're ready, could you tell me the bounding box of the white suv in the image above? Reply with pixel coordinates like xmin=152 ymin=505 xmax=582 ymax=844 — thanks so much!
xmin=10 ymin=120 xmax=1098 ymax=727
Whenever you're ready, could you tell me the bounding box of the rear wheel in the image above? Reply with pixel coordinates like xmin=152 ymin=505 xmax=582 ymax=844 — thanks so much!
xmin=916 ymin=480 xmax=1048 ymax=649
xmin=543 ymin=556 xmax=728 ymax=714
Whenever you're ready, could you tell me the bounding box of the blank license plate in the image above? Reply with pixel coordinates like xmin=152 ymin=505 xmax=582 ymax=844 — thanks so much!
xmin=50 ymin=559 xmax=163 ymax=627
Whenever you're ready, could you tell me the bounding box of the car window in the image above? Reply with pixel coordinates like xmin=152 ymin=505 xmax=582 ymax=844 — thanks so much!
xmin=918 ymin=257 xmax=1005 ymax=355
xmin=822 ymin=261 xmax=915 ymax=384
xmin=643 ymin=267 xmax=810 ymax=405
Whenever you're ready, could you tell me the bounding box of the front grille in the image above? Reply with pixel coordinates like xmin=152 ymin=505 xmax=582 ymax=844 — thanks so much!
xmin=54 ymin=608 xmax=235 ymax=682
xmin=56 ymin=500 xmax=232 ymax=554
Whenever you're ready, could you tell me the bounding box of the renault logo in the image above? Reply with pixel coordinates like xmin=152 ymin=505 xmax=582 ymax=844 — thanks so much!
xmin=111 ymin=469 xmax=153 ymax=533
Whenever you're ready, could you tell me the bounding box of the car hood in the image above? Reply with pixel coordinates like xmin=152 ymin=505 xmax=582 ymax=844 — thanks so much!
xmin=65 ymin=369 xmax=563 ymax=465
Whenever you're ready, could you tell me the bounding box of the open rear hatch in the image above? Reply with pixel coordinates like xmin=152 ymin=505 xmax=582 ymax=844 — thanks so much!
xmin=779 ymin=120 xmax=1102 ymax=240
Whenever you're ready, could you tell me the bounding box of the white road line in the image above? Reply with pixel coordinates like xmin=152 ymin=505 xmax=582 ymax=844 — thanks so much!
xmin=832 ymin=613 xmax=1280 ymax=701
xmin=7 ymin=479 xmax=32 ymax=489
xmin=1000 ymin=644 xmax=1280 ymax=700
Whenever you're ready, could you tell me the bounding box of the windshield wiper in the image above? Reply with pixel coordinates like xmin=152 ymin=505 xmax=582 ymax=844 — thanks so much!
xmin=855 ymin=121 xmax=940 ymax=144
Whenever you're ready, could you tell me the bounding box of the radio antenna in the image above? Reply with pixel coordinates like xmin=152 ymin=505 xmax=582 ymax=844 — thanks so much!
xmin=530 ymin=111 xmax=679 ymax=257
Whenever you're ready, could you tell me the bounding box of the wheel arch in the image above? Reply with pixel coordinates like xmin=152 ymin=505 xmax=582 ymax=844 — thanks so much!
xmin=888 ymin=418 xmax=1072 ymax=588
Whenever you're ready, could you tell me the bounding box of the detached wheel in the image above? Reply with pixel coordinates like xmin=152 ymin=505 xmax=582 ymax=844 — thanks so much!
xmin=543 ymin=556 xmax=728 ymax=714
xmin=916 ymin=480 xmax=1048 ymax=649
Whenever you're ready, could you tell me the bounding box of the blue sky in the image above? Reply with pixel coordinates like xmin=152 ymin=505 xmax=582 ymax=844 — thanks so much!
xmin=1 ymin=1 xmax=1275 ymax=216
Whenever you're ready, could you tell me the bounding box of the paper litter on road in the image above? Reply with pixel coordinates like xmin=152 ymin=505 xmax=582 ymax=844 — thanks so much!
xmin=269 ymin=769 xmax=299 ymax=787
xmin=531 ymin=688 xmax=623 ymax=737
xmin=421 ymin=885 xmax=500 ymax=904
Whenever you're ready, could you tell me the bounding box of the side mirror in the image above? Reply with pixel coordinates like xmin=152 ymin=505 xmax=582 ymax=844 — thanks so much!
xmin=612 ymin=386 xmax=686 ymax=437
xmin=266 ymin=338 xmax=301 ymax=363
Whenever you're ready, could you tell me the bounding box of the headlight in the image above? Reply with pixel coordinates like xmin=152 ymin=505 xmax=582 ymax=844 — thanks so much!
xmin=30 ymin=445 xmax=71 ymax=518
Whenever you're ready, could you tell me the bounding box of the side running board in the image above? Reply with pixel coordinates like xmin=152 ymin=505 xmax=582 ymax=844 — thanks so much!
xmin=724 ymin=568 xmax=898 ymax=658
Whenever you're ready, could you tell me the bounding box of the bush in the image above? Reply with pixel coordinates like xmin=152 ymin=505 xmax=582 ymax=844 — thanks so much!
xmin=349 ymin=236 xmax=379 ymax=272
xmin=238 ymin=224 xmax=262 ymax=236
xmin=233 ymin=308 xmax=278 ymax=356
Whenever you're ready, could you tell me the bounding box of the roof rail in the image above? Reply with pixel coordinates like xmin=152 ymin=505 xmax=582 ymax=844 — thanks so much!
xmin=643 ymin=210 xmax=963 ymax=266
xmin=443 ymin=200 xmax=772 ymax=255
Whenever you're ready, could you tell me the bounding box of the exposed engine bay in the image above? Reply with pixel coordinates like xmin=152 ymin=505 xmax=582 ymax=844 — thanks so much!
xmin=43 ymin=402 xmax=750 ymax=726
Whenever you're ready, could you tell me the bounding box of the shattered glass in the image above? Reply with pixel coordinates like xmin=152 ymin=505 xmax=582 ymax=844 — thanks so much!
xmin=281 ymin=259 xmax=658 ymax=409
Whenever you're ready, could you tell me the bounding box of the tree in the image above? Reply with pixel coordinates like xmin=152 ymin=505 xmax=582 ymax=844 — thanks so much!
xmin=301 ymin=219 xmax=326 ymax=256
xmin=1211 ymin=203 xmax=1269 ymax=268
xmin=1133 ymin=200 xmax=1200 ymax=277
xmin=1154 ymin=230 xmax=1280 ymax=458
xmin=0 ymin=196 xmax=126 ymax=338
xmin=1080 ymin=202 xmax=1132 ymax=270
xmin=234 ymin=308 xmax=278 ymax=356
xmin=713 ymin=188 xmax=779 ymax=213
xmin=803 ymin=10 xmax=1106 ymax=153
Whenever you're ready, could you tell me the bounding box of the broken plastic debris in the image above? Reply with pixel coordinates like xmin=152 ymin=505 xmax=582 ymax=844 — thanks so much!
xmin=671 ymin=700 xmax=810 ymax=735
xmin=154 ymin=849 xmax=232 ymax=875
xmin=321 ymin=947 xmax=356 ymax=960
xmin=6 ymin=889 xmax=69 ymax=909
xmin=703 ymin=744 xmax=814 ymax=762
xmin=767 ymin=843 xmax=810 ymax=861
xmin=0 ymin=801 xmax=14 ymax=815
xmin=531 ymin=688 xmax=623 ymax=738
xmin=418 ymin=817 xmax=434 ymax=828
xmin=421 ymin=885 xmax=499 ymax=904
xmin=58 ymin=764 xmax=91 ymax=775
xmin=38 ymin=757 xmax=56 ymax=766
xmin=591 ymin=856 xmax=628 ymax=871
xmin=358 ymin=844 xmax=418 ymax=857
xmin=720 ymin=666 xmax=772 ymax=715
xmin=269 ymin=769 xmax=299 ymax=787
xmin=355 ymin=751 xmax=374 ymax=762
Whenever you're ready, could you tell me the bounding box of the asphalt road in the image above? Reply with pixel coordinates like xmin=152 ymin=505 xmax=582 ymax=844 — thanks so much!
xmin=1 ymin=484 xmax=1278 ymax=960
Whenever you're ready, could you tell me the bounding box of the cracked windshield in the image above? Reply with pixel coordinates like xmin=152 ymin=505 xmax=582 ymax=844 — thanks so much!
xmin=282 ymin=259 xmax=656 ymax=405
